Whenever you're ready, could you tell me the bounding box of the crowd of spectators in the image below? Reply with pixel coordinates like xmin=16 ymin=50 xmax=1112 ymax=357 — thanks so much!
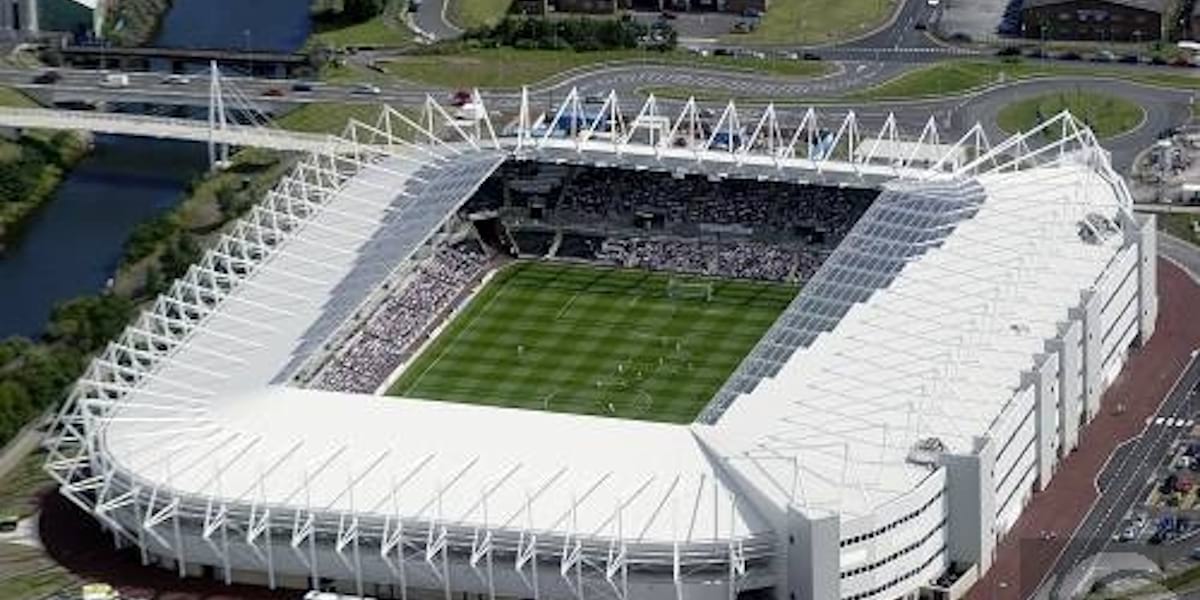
xmin=549 ymin=167 xmax=875 ymax=238
xmin=595 ymin=238 xmax=818 ymax=282
xmin=313 ymin=241 xmax=488 ymax=394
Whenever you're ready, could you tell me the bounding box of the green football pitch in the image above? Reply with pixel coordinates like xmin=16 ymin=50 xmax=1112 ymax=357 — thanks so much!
xmin=387 ymin=261 xmax=798 ymax=423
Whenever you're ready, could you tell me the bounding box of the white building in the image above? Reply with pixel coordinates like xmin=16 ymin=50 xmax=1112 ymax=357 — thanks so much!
xmin=45 ymin=97 xmax=1157 ymax=600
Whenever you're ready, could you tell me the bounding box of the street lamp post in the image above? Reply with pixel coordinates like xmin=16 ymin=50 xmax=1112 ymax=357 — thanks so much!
xmin=244 ymin=29 xmax=252 ymax=77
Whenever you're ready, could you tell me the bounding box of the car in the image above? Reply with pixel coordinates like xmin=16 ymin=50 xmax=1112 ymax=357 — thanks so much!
xmin=162 ymin=74 xmax=191 ymax=85
xmin=1059 ymin=51 xmax=1081 ymax=61
xmin=741 ymin=7 xmax=762 ymax=17
xmin=292 ymin=81 xmax=315 ymax=92
xmin=583 ymin=94 xmax=605 ymax=105
xmin=0 ymin=515 xmax=16 ymax=532
xmin=352 ymin=83 xmax=382 ymax=95
xmin=914 ymin=21 xmax=927 ymax=30
xmin=32 ymin=70 xmax=61 ymax=85
xmin=731 ymin=21 xmax=752 ymax=33
xmin=1151 ymin=55 xmax=1168 ymax=65
xmin=98 ymin=73 xmax=130 ymax=89
xmin=1150 ymin=531 xmax=1165 ymax=544
xmin=1092 ymin=50 xmax=1117 ymax=62
xmin=659 ymin=10 xmax=677 ymax=19
xmin=1119 ymin=54 xmax=1139 ymax=63
xmin=802 ymin=52 xmax=822 ymax=61
xmin=451 ymin=89 xmax=473 ymax=106
xmin=1116 ymin=525 xmax=1137 ymax=542
xmin=926 ymin=0 xmax=940 ymax=6
xmin=261 ymin=87 xmax=285 ymax=97
xmin=1191 ymin=546 xmax=1200 ymax=560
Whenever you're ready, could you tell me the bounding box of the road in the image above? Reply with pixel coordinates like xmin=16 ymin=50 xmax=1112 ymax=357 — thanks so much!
xmin=1034 ymin=236 xmax=1200 ymax=599
xmin=2 ymin=54 xmax=1194 ymax=175
xmin=411 ymin=0 xmax=462 ymax=41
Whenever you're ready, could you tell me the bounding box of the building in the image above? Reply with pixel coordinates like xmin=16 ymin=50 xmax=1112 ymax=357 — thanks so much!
xmin=45 ymin=96 xmax=1156 ymax=600
xmin=1020 ymin=0 xmax=1164 ymax=41
xmin=0 ymin=0 xmax=102 ymax=35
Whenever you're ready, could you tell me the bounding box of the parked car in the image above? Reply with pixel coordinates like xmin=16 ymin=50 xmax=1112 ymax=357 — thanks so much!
xmin=914 ymin=21 xmax=927 ymax=30
xmin=1190 ymin=546 xmax=1200 ymax=560
xmin=731 ymin=21 xmax=752 ymax=34
xmin=802 ymin=52 xmax=822 ymax=61
xmin=0 ymin=515 xmax=17 ymax=532
xmin=32 ymin=70 xmax=61 ymax=84
xmin=1059 ymin=51 xmax=1081 ymax=61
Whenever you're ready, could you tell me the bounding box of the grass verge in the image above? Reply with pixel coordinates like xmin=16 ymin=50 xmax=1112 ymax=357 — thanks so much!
xmin=448 ymin=0 xmax=512 ymax=30
xmin=309 ymin=0 xmax=417 ymax=48
xmin=996 ymin=90 xmax=1143 ymax=138
xmin=389 ymin=261 xmax=796 ymax=423
xmin=724 ymin=0 xmax=896 ymax=45
xmin=1161 ymin=212 xmax=1200 ymax=247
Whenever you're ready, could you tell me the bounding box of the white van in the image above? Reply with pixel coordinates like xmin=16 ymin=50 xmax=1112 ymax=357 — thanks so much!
xmin=98 ymin=73 xmax=130 ymax=89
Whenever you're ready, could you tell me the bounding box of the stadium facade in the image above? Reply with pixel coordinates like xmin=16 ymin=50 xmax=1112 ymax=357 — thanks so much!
xmin=45 ymin=92 xmax=1158 ymax=600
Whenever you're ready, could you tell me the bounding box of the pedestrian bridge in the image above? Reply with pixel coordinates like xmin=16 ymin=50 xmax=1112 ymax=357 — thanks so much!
xmin=0 ymin=107 xmax=338 ymax=154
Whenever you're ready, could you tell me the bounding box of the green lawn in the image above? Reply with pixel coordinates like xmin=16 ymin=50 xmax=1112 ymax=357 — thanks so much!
xmin=448 ymin=0 xmax=513 ymax=30
xmin=725 ymin=0 xmax=896 ymax=45
xmin=277 ymin=102 xmax=386 ymax=134
xmin=1162 ymin=212 xmax=1200 ymax=247
xmin=996 ymin=90 xmax=1143 ymax=139
xmin=389 ymin=261 xmax=796 ymax=423
xmin=0 ymin=87 xmax=37 ymax=108
xmin=309 ymin=0 xmax=417 ymax=48
xmin=323 ymin=48 xmax=831 ymax=88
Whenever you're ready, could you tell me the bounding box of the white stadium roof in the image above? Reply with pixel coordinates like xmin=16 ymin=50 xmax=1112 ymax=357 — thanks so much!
xmin=46 ymin=96 xmax=1134 ymax=582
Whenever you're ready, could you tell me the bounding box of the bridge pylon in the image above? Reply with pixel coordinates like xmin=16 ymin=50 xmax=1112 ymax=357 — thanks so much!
xmin=208 ymin=60 xmax=230 ymax=169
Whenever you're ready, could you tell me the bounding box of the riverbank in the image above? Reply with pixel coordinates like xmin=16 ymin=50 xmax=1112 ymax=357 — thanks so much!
xmin=103 ymin=0 xmax=173 ymax=46
xmin=0 ymin=132 xmax=91 ymax=256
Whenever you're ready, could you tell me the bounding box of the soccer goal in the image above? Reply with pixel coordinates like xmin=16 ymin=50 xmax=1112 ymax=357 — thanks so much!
xmin=666 ymin=278 xmax=714 ymax=302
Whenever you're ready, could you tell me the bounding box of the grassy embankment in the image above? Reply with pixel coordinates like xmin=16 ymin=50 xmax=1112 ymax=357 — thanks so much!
xmin=102 ymin=0 xmax=173 ymax=46
xmin=309 ymin=0 xmax=418 ymax=48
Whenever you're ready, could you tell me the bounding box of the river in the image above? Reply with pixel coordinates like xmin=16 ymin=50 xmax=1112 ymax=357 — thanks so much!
xmin=0 ymin=137 xmax=207 ymax=339
xmin=153 ymin=0 xmax=313 ymax=52
xmin=0 ymin=2 xmax=311 ymax=339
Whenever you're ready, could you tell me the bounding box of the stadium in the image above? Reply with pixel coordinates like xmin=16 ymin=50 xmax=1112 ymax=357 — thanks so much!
xmin=44 ymin=90 xmax=1159 ymax=600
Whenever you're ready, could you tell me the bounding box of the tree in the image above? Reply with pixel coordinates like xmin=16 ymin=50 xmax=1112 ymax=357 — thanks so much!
xmin=343 ymin=0 xmax=385 ymax=22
